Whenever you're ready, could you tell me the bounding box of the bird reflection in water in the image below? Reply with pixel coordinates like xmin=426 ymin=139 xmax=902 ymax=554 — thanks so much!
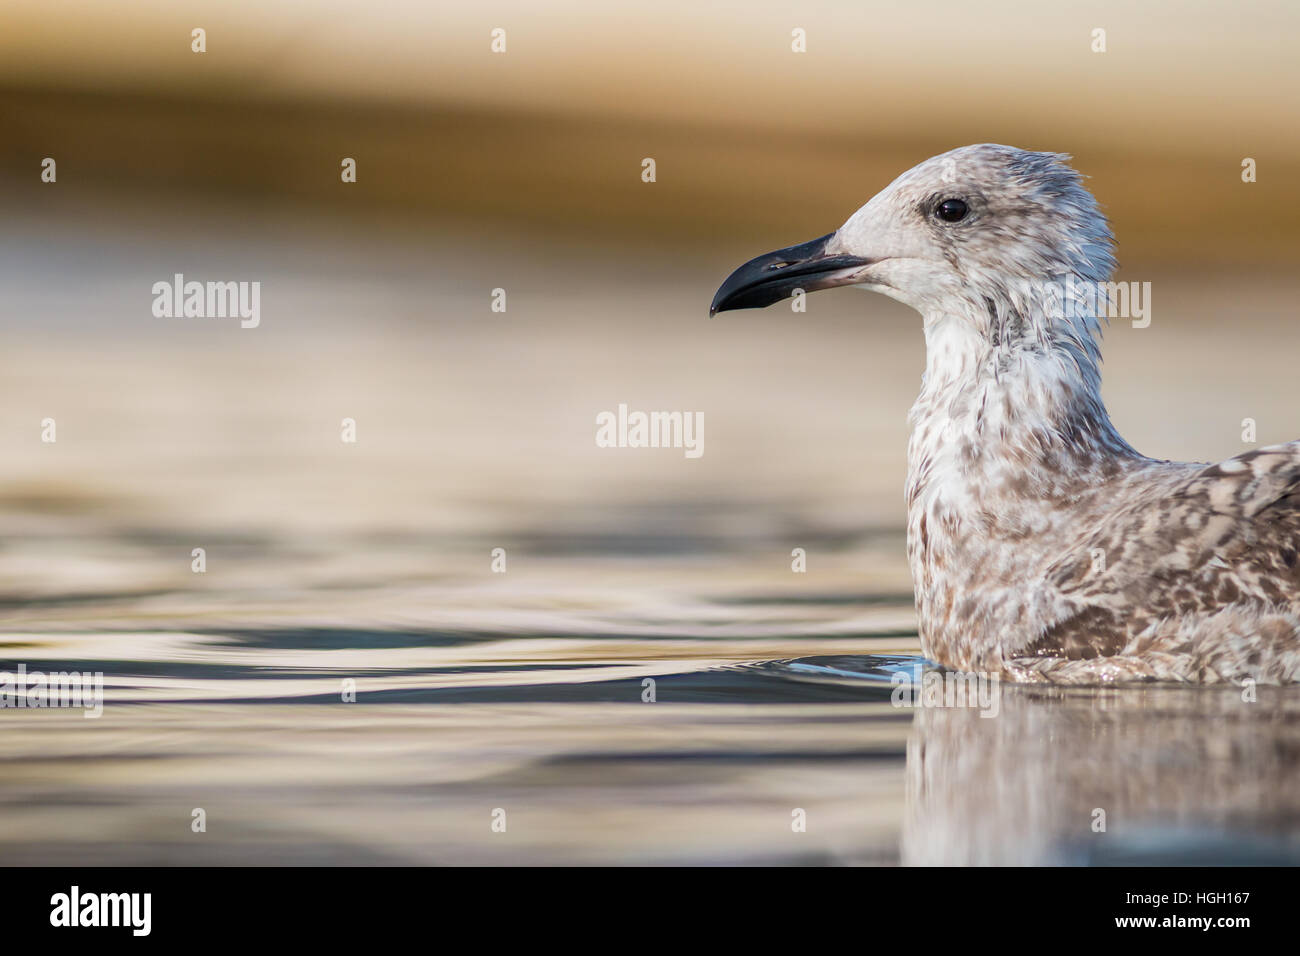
xmin=903 ymin=681 xmax=1300 ymax=865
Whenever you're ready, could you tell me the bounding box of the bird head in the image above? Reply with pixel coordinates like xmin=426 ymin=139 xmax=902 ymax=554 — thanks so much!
xmin=710 ymin=144 xmax=1115 ymax=324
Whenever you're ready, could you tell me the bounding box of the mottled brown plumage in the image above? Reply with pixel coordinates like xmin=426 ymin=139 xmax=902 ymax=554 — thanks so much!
xmin=1008 ymin=446 xmax=1300 ymax=682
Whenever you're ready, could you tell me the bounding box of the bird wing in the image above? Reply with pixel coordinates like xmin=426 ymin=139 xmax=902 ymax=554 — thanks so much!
xmin=1025 ymin=442 xmax=1300 ymax=658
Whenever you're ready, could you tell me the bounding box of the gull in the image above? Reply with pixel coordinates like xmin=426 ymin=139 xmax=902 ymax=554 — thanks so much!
xmin=711 ymin=144 xmax=1300 ymax=684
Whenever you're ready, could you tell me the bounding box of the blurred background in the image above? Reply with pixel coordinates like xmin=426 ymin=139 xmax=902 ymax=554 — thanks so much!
xmin=3 ymin=0 xmax=1299 ymax=541
xmin=1 ymin=1 xmax=1299 ymax=865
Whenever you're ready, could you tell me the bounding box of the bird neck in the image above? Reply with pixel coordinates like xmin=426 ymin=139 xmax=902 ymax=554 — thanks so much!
xmin=902 ymin=297 xmax=1143 ymax=669
xmin=906 ymin=292 xmax=1138 ymax=497
xmin=905 ymin=297 xmax=1142 ymax=549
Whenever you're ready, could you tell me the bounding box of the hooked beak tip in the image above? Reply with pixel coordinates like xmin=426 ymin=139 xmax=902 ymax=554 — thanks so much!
xmin=709 ymin=232 xmax=871 ymax=316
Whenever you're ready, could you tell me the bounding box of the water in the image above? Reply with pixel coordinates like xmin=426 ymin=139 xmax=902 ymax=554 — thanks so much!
xmin=6 ymin=550 xmax=1300 ymax=865
xmin=0 ymin=536 xmax=921 ymax=865
xmin=3 ymin=208 xmax=1300 ymax=865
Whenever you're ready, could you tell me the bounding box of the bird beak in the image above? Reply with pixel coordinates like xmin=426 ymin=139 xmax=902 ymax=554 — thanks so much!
xmin=709 ymin=232 xmax=874 ymax=316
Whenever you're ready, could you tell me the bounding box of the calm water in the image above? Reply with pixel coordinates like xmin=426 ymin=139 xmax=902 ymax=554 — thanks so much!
xmin=3 ymin=207 xmax=1300 ymax=864
xmin=5 ymin=567 xmax=1300 ymax=865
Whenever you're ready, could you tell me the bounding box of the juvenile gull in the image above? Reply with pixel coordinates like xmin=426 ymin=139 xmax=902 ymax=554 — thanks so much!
xmin=711 ymin=144 xmax=1300 ymax=684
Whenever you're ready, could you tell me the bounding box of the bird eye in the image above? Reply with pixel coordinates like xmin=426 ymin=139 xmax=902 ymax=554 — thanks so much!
xmin=936 ymin=199 xmax=969 ymax=223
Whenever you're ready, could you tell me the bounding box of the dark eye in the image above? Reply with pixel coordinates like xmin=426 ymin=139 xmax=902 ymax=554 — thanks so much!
xmin=936 ymin=199 xmax=969 ymax=223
